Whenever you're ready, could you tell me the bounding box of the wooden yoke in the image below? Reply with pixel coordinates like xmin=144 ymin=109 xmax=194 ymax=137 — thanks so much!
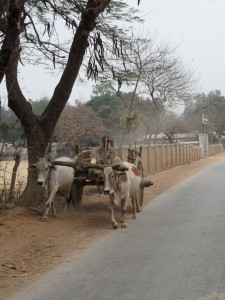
xmin=52 ymin=160 xmax=106 ymax=170
xmin=127 ymin=146 xmax=142 ymax=164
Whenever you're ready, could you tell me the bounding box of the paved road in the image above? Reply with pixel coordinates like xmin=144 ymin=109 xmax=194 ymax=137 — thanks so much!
xmin=8 ymin=158 xmax=225 ymax=300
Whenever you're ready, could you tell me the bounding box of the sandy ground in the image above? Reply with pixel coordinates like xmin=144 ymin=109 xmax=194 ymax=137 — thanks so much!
xmin=1 ymin=153 xmax=225 ymax=299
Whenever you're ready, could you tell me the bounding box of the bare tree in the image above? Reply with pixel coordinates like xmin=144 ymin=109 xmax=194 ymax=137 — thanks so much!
xmin=99 ymin=35 xmax=160 ymax=144
xmin=98 ymin=33 xmax=197 ymax=144
xmin=133 ymin=36 xmax=197 ymax=142
xmin=141 ymin=39 xmax=197 ymax=110
xmin=54 ymin=103 xmax=104 ymax=146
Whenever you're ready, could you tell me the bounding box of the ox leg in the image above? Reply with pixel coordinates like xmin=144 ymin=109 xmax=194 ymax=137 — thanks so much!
xmin=43 ymin=202 xmax=50 ymax=221
xmin=43 ymin=188 xmax=57 ymax=221
xmin=65 ymin=184 xmax=74 ymax=214
xmin=63 ymin=196 xmax=71 ymax=215
xmin=64 ymin=193 xmax=73 ymax=215
xmin=120 ymin=200 xmax=127 ymax=228
xmin=131 ymin=197 xmax=136 ymax=219
xmin=121 ymin=192 xmax=130 ymax=228
xmin=109 ymin=194 xmax=118 ymax=229
xmin=121 ymin=199 xmax=128 ymax=228
xmin=64 ymin=198 xmax=69 ymax=214
xmin=51 ymin=202 xmax=57 ymax=217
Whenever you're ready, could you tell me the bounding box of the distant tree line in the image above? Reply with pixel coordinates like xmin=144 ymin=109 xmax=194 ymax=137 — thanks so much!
xmin=1 ymin=89 xmax=224 ymax=148
xmin=182 ymin=90 xmax=225 ymax=144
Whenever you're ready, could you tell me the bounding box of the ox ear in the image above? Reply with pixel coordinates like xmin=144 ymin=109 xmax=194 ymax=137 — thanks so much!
xmin=112 ymin=165 xmax=129 ymax=172
xmin=49 ymin=164 xmax=56 ymax=170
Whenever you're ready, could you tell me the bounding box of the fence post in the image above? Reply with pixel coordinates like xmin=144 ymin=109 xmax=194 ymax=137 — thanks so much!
xmin=154 ymin=145 xmax=158 ymax=172
xmin=162 ymin=145 xmax=165 ymax=170
xmin=147 ymin=144 xmax=151 ymax=174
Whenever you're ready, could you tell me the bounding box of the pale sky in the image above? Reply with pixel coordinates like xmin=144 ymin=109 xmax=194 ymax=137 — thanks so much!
xmin=133 ymin=0 xmax=225 ymax=96
xmin=1 ymin=0 xmax=225 ymax=106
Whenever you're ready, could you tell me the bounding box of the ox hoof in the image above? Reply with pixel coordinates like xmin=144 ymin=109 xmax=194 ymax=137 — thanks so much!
xmin=132 ymin=215 xmax=136 ymax=219
xmin=121 ymin=223 xmax=128 ymax=228
xmin=112 ymin=223 xmax=118 ymax=230
xmin=42 ymin=217 xmax=48 ymax=222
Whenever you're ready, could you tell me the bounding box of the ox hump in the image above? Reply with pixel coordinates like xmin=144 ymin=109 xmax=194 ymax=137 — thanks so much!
xmin=113 ymin=157 xmax=122 ymax=165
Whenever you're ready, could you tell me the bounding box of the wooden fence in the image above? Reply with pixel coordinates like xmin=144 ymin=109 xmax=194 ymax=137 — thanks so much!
xmin=115 ymin=143 xmax=223 ymax=176
xmin=208 ymin=144 xmax=224 ymax=156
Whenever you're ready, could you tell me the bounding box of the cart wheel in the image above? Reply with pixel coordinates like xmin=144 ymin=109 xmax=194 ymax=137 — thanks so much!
xmin=96 ymin=173 xmax=104 ymax=194
xmin=135 ymin=185 xmax=144 ymax=212
xmin=71 ymin=182 xmax=84 ymax=205
xmin=135 ymin=156 xmax=144 ymax=177
xmin=135 ymin=157 xmax=144 ymax=212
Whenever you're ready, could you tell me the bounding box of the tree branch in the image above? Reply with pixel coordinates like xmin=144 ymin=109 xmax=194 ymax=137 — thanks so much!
xmin=42 ymin=0 xmax=111 ymax=132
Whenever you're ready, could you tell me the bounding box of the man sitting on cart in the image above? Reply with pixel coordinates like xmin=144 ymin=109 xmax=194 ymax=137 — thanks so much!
xmin=96 ymin=135 xmax=115 ymax=165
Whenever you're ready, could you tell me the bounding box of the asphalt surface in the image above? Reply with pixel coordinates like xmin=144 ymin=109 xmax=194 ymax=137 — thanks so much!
xmin=7 ymin=157 xmax=225 ymax=300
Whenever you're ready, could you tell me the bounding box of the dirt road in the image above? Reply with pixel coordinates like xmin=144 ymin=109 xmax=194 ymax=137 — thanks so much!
xmin=1 ymin=153 xmax=224 ymax=299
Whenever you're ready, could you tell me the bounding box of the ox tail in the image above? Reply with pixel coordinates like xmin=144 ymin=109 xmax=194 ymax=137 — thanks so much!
xmin=67 ymin=184 xmax=76 ymax=207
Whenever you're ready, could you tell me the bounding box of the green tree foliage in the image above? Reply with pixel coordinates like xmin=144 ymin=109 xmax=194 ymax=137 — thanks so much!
xmin=182 ymin=90 xmax=225 ymax=142
xmin=88 ymin=83 xmax=187 ymax=144
xmin=0 ymin=107 xmax=23 ymax=143
xmin=87 ymin=84 xmax=146 ymax=141
xmin=86 ymin=84 xmax=122 ymax=138
xmin=0 ymin=97 xmax=50 ymax=143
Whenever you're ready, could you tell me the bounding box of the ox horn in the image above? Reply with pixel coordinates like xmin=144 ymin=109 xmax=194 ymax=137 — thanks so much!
xmin=87 ymin=163 xmax=104 ymax=170
xmin=44 ymin=142 xmax=51 ymax=158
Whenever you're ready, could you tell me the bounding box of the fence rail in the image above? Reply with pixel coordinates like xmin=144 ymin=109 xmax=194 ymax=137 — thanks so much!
xmin=0 ymin=144 xmax=223 ymax=176
xmin=115 ymin=143 xmax=223 ymax=176
xmin=208 ymin=144 xmax=223 ymax=156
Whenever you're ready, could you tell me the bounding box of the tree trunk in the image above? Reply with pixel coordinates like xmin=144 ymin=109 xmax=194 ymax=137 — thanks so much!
xmin=17 ymin=121 xmax=53 ymax=207
xmin=19 ymin=180 xmax=45 ymax=207
xmin=4 ymin=0 xmax=111 ymax=207
xmin=8 ymin=148 xmax=22 ymax=203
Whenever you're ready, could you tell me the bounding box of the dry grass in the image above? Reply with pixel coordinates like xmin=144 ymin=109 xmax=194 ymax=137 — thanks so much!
xmin=0 ymin=160 xmax=28 ymax=203
xmin=0 ymin=160 xmax=28 ymax=186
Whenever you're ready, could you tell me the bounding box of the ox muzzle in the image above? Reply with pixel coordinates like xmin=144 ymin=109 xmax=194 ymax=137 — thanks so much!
xmin=104 ymin=188 xmax=114 ymax=195
xmin=104 ymin=189 xmax=110 ymax=195
xmin=37 ymin=180 xmax=45 ymax=186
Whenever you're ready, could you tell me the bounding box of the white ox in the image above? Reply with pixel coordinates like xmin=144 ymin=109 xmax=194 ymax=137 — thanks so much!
xmin=32 ymin=155 xmax=74 ymax=220
xmin=103 ymin=157 xmax=143 ymax=229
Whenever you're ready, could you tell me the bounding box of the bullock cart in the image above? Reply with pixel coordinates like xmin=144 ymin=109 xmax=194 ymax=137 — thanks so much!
xmin=52 ymin=148 xmax=153 ymax=210
xmin=52 ymin=150 xmax=106 ymax=205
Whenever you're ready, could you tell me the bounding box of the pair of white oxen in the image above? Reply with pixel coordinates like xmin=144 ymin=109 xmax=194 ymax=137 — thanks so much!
xmin=31 ymin=155 xmax=145 ymax=229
